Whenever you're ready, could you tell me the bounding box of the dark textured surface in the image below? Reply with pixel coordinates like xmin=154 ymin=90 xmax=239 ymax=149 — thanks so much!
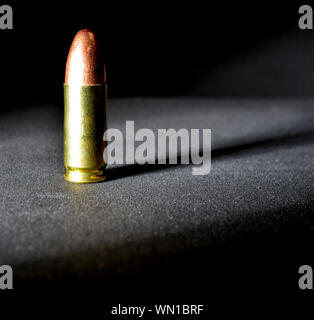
xmin=0 ymin=98 xmax=313 ymax=281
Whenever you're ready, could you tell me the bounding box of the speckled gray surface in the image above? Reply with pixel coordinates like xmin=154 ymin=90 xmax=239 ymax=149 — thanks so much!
xmin=0 ymin=98 xmax=313 ymax=279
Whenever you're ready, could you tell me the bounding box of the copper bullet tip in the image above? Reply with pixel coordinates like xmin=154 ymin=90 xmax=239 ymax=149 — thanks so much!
xmin=65 ymin=29 xmax=105 ymax=85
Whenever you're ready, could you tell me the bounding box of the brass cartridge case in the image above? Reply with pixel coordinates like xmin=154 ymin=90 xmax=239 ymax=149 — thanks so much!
xmin=64 ymin=84 xmax=107 ymax=183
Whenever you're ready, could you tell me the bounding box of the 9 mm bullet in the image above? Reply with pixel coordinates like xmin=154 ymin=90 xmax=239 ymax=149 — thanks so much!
xmin=64 ymin=29 xmax=107 ymax=183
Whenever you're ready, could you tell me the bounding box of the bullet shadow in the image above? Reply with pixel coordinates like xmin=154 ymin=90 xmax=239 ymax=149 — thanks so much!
xmin=105 ymin=130 xmax=314 ymax=182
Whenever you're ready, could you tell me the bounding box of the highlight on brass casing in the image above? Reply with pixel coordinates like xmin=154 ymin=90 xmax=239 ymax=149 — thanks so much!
xmin=64 ymin=29 xmax=107 ymax=183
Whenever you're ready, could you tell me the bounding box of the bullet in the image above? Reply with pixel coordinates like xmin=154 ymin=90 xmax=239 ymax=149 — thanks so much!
xmin=64 ymin=29 xmax=107 ymax=183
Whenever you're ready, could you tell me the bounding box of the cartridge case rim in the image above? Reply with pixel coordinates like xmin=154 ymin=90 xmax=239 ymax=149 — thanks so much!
xmin=64 ymin=166 xmax=106 ymax=184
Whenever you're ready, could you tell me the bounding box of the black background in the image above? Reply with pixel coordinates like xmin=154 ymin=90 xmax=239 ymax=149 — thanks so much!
xmin=0 ymin=1 xmax=313 ymax=318
xmin=0 ymin=1 xmax=301 ymax=110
